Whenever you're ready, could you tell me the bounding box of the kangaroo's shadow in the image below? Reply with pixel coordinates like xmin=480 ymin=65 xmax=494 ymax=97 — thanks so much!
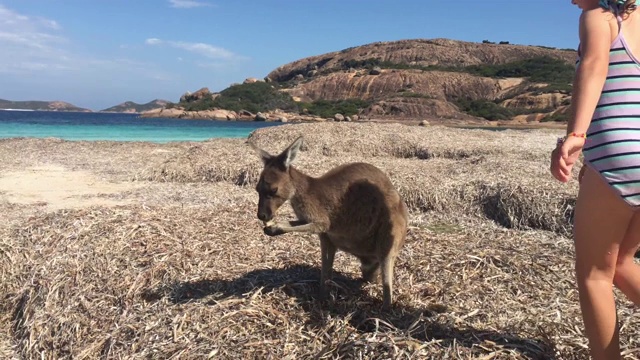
xmin=142 ymin=264 xmax=557 ymax=359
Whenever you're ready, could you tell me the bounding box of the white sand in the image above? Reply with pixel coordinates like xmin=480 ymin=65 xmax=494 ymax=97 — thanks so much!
xmin=0 ymin=164 xmax=141 ymax=210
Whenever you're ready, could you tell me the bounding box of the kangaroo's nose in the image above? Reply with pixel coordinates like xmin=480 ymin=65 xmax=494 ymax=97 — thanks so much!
xmin=257 ymin=212 xmax=268 ymax=221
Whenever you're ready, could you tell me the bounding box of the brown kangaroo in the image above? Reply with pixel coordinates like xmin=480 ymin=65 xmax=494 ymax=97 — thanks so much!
xmin=248 ymin=135 xmax=408 ymax=308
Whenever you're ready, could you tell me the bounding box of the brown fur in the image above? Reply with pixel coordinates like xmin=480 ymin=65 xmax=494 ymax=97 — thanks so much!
xmin=248 ymin=136 xmax=408 ymax=308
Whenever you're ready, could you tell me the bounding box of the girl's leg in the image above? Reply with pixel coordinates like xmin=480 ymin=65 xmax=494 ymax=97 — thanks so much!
xmin=573 ymin=166 xmax=634 ymax=360
xmin=613 ymin=211 xmax=640 ymax=305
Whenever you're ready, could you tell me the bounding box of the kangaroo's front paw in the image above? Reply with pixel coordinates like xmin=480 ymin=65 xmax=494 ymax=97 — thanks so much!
xmin=263 ymin=225 xmax=285 ymax=237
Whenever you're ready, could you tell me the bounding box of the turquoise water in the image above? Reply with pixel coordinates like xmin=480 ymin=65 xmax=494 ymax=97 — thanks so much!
xmin=0 ymin=110 xmax=283 ymax=142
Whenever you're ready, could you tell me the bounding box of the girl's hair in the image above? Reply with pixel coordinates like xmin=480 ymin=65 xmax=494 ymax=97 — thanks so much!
xmin=601 ymin=0 xmax=637 ymax=15
xmin=620 ymin=0 xmax=637 ymax=14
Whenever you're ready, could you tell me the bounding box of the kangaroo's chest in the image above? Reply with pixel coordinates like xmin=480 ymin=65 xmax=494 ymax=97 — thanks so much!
xmin=290 ymin=196 xmax=311 ymax=222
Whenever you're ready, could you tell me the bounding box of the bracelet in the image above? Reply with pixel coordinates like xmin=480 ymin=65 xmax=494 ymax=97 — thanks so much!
xmin=567 ymin=132 xmax=587 ymax=139
xmin=557 ymin=132 xmax=587 ymax=145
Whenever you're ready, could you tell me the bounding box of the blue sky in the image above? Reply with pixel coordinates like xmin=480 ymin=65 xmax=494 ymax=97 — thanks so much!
xmin=0 ymin=0 xmax=581 ymax=111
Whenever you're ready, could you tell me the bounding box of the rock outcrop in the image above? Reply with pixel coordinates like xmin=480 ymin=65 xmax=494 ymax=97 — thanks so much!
xmin=180 ymin=87 xmax=217 ymax=103
xmin=500 ymin=91 xmax=570 ymax=110
xmin=140 ymin=107 xmax=339 ymax=123
xmin=140 ymin=108 xmax=237 ymax=121
xmin=145 ymin=38 xmax=578 ymax=124
xmin=264 ymin=38 xmax=576 ymax=121
xmin=266 ymin=38 xmax=576 ymax=82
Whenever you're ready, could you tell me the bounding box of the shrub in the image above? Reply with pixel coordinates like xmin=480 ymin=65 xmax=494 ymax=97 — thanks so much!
xmin=180 ymin=82 xmax=298 ymax=113
xmin=455 ymin=99 xmax=515 ymax=121
xmin=465 ymin=56 xmax=574 ymax=84
xmin=297 ymin=99 xmax=371 ymax=118
xmin=541 ymin=111 xmax=570 ymax=122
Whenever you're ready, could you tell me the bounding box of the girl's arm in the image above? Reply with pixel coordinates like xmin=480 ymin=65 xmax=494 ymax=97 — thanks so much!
xmin=567 ymin=10 xmax=615 ymax=136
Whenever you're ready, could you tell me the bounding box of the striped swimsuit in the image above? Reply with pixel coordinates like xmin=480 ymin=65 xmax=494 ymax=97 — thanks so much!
xmin=580 ymin=8 xmax=640 ymax=208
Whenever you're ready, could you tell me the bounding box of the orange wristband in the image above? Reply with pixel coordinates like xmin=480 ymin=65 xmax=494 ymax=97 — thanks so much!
xmin=566 ymin=132 xmax=587 ymax=139
xmin=557 ymin=132 xmax=587 ymax=146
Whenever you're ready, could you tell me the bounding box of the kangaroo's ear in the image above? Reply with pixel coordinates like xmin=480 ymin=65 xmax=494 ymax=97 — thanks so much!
xmin=280 ymin=136 xmax=303 ymax=168
xmin=247 ymin=140 xmax=272 ymax=164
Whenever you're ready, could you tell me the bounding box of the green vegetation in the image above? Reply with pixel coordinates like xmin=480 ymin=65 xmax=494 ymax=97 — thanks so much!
xmin=342 ymin=58 xmax=390 ymax=70
xmin=535 ymin=83 xmax=573 ymax=94
xmin=176 ymin=83 xmax=370 ymax=117
xmin=100 ymin=100 xmax=168 ymax=113
xmin=454 ymin=98 xmax=556 ymax=121
xmin=464 ymin=56 xmax=575 ymax=84
xmin=455 ymin=99 xmax=516 ymax=121
xmin=541 ymin=111 xmax=570 ymax=123
xmin=181 ymin=82 xmax=298 ymax=113
xmin=446 ymin=57 xmax=574 ymax=120
xmin=297 ymin=99 xmax=370 ymax=118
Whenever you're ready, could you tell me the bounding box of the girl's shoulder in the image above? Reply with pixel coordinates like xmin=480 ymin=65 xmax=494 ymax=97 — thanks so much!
xmin=579 ymin=7 xmax=617 ymax=36
xmin=580 ymin=7 xmax=617 ymax=22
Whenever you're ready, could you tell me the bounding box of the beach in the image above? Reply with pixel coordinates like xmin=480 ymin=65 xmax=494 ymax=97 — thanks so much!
xmin=0 ymin=122 xmax=637 ymax=359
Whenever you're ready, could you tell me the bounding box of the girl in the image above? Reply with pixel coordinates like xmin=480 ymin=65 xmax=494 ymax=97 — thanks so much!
xmin=551 ymin=0 xmax=640 ymax=358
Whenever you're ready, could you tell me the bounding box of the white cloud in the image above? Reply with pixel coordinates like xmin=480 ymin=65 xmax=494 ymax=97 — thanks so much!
xmin=0 ymin=5 xmax=66 ymax=46
xmin=171 ymin=41 xmax=235 ymax=59
xmin=145 ymin=38 xmax=241 ymax=60
xmin=168 ymin=0 xmax=212 ymax=9
xmin=39 ymin=18 xmax=60 ymax=30
xmin=145 ymin=38 xmax=162 ymax=45
xmin=0 ymin=5 xmax=173 ymax=82
xmin=0 ymin=5 xmax=71 ymax=73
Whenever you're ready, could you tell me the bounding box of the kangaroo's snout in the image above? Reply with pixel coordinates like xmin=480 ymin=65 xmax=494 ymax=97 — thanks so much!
xmin=257 ymin=210 xmax=271 ymax=222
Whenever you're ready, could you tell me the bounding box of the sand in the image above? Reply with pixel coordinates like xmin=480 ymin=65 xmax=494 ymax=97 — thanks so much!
xmin=0 ymin=164 xmax=141 ymax=210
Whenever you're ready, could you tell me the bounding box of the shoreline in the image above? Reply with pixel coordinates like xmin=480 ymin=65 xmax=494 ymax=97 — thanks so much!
xmin=0 ymin=108 xmax=568 ymax=131
xmin=0 ymin=119 xmax=566 ymax=145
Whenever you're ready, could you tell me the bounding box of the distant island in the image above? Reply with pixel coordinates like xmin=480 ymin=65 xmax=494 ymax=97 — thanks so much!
xmin=0 ymin=99 xmax=92 ymax=112
xmin=0 ymin=98 xmax=170 ymax=114
xmin=99 ymin=100 xmax=169 ymax=113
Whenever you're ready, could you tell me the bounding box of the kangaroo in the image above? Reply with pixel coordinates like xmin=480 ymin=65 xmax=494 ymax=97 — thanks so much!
xmin=248 ymin=135 xmax=408 ymax=308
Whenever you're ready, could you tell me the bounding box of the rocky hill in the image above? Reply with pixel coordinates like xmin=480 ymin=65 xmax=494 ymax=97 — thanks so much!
xmin=143 ymin=38 xmax=578 ymax=124
xmin=0 ymin=99 xmax=91 ymax=112
xmin=100 ymin=99 xmax=169 ymax=113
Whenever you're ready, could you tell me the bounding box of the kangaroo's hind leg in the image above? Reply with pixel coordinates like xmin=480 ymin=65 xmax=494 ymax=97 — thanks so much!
xmin=380 ymin=252 xmax=398 ymax=309
xmin=379 ymin=214 xmax=408 ymax=309
xmin=359 ymin=256 xmax=380 ymax=283
xmin=319 ymin=233 xmax=336 ymax=301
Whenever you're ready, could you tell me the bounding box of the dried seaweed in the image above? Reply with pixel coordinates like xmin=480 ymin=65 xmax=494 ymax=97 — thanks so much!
xmin=0 ymin=123 xmax=637 ymax=359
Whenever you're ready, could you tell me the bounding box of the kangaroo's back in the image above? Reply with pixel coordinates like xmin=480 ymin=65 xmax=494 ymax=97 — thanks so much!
xmin=322 ymin=162 xmax=401 ymax=209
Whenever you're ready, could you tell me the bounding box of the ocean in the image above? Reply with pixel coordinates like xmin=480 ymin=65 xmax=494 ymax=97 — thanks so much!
xmin=0 ymin=110 xmax=283 ymax=143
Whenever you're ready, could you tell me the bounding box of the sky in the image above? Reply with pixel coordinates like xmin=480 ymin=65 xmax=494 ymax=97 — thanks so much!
xmin=0 ymin=0 xmax=581 ymax=111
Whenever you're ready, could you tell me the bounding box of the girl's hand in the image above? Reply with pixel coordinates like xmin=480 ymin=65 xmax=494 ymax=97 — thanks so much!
xmin=550 ymin=136 xmax=586 ymax=183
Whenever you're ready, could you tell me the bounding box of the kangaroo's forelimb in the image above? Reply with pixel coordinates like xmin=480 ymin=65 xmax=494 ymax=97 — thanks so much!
xmin=263 ymin=220 xmax=326 ymax=236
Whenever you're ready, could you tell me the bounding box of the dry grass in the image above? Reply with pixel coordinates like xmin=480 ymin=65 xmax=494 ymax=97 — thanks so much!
xmin=136 ymin=123 xmax=578 ymax=236
xmin=0 ymin=122 xmax=637 ymax=359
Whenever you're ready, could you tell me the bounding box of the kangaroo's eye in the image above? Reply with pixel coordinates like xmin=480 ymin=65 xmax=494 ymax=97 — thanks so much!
xmin=268 ymin=188 xmax=278 ymax=197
